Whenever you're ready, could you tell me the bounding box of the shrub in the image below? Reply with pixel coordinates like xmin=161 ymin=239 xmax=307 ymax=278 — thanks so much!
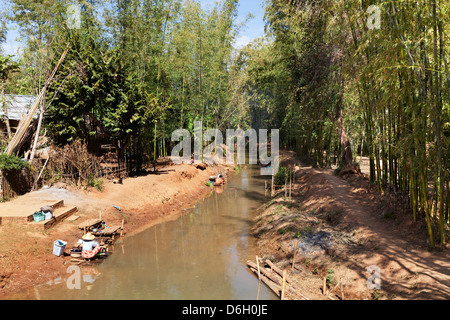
xmin=274 ymin=166 xmax=287 ymax=185
xmin=89 ymin=177 xmax=104 ymax=192
xmin=0 ymin=154 xmax=29 ymax=172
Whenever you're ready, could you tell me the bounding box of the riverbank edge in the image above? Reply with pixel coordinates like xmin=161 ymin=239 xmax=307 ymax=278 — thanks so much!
xmin=250 ymin=150 xmax=449 ymax=301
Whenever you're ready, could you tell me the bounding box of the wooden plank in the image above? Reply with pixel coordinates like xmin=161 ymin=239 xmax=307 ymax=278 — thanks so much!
xmin=54 ymin=207 xmax=77 ymax=223
xmin=49 ymin=200 xmax=64 ymax=210
xmin=92 ymin=225 xmax=122 ymax=237
xmin=78 ymin=219 xmax=104 ymax=230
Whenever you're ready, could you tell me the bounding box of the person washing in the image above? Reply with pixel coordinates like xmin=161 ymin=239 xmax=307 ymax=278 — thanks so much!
xmin=215 ymin=174 xmax=224 ymax=186
xmin=77 ymin=233 xmax=101 ymax=259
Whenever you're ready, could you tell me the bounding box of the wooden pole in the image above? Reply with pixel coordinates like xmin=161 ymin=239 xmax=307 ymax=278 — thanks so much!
xmin=281 ymin=270 xmax=287 ymax=300
xmin=271 ymin=175 xmax=274 ymax=197
xmin=32 ymin=157 xmax=49 ymax=190
xmin=255 ymin=256 xmax=261 ymax=299
xmin=290 ymin=170 xmax=293 ymax=200
xmin=256 ymin=256 xmax=261 ymax=280
xmin=256 ymin=279 xmax=261 ymax=301
xmin=247 ymin=260 xmax=310 ymax=300
xmin=285 ymin=176 xmax=287 ymax=198
xmin=29 ymin=95 xmax=46 ymax=162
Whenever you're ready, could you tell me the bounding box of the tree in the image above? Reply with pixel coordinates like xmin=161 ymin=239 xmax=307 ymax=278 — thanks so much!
xmin=249 ymin=0 xmax=449 ymax=246
xmin=0 ymin=55 xmax=19 ymax=139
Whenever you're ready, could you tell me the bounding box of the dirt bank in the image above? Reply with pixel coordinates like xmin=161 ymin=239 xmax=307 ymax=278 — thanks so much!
xmin=252 ymin=150 xmax=449 ymax=300
xmin=0 ymin=159 xmax=233 ymax=298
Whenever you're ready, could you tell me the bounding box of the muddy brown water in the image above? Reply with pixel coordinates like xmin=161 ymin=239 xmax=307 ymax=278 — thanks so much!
xmin=7 ymin=166 xmax=278 ymax=300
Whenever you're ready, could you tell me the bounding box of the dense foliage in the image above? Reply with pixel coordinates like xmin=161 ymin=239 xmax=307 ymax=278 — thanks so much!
xmin=1 ymin=0 xmax=242 ymax=158
xmin=237 ymin=0 xmax=449 ymax=245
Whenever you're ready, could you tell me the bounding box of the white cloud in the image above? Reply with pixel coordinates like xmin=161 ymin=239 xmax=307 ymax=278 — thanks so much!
xmin=2 ymin=40 xmax=22 ymax=57
xmin=233 ymin=35 xmax=251 ymax=49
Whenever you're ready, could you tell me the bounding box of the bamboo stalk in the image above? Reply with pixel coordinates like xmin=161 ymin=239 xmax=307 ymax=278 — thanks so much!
xmin=256 ymin=256 xmax=261 ymax=280
xmin=32 ymin=157 xmax=49 ymax=190
xmin=247 ymin=261 xmax=308 ymax=300
xmin=285 ymin=176 xmax=287 ymax=198
xmin=271 ymin=175 xmax=274 ymax=197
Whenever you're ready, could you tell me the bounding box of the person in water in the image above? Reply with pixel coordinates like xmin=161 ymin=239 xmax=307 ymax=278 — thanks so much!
xmin=77 ymin=233 xmax=101 ymax=259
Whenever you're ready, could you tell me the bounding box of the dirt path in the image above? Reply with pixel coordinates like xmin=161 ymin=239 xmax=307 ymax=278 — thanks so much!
xmin=253 ymin=150 xmax=449 ymax=300
xmin=303 ymin=167 xmax=449 ymax=299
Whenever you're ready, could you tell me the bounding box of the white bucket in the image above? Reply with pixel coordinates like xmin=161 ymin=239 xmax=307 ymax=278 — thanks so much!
xmin=53 ymin=240 xmax=67 ymax=257
xmin=44 ymin=211 xmax=53 ymax=220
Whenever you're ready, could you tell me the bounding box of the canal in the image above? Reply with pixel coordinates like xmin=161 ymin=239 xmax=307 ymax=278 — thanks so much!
xmin=8 ymin=166 xmax=278 ymax=300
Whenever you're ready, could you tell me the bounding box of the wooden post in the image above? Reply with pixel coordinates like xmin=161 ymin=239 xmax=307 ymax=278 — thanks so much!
xmin=281 ymin=270 xmax=287 ymax=300
xmin=290 ymin=169 xmax=293 ymax=200
xmin=256 ymin=256 xmax=261 ymax=280
xmin=285 ymin=176 xmax=287 ymax=198
xmin=256 ymin=279 xmax=261 ymax=301
xmin=271 ymin=175 xmax=274 ymax=197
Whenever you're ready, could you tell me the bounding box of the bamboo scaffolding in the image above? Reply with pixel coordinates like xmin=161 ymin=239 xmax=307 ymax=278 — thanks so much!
xmin=3 ymin=43 xmax=69 ymax=156
xmin=247 ymin=259 xmax=309 ymax=300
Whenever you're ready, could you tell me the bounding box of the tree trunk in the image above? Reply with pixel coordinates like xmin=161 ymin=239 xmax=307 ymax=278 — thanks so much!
xmin=335 ymin=100 xmax=353 ymax=167
xmin=1 ymin=80 xmax=12 ymax=140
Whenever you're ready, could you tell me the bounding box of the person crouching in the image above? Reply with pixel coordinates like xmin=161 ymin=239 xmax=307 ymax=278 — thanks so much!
xmin=78 ymin=233 xmax=101 ymax=260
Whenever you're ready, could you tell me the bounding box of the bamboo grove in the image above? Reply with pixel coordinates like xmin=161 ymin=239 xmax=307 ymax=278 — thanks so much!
xmin=0 ymin=0 xmax=244 ymax=164
xmin=238 ymin=0 xmax=448 ymax=246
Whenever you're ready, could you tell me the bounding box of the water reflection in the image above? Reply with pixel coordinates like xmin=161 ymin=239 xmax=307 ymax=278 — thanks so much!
xmin=7 ymin=167 xmax=278 ymax=300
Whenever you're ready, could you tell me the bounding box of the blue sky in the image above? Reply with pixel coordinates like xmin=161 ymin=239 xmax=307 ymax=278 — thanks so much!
xmin=200 ymin=0 xmax=266 ymax=48
xmin=2 ymin=0 xmax=267 ymax=55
